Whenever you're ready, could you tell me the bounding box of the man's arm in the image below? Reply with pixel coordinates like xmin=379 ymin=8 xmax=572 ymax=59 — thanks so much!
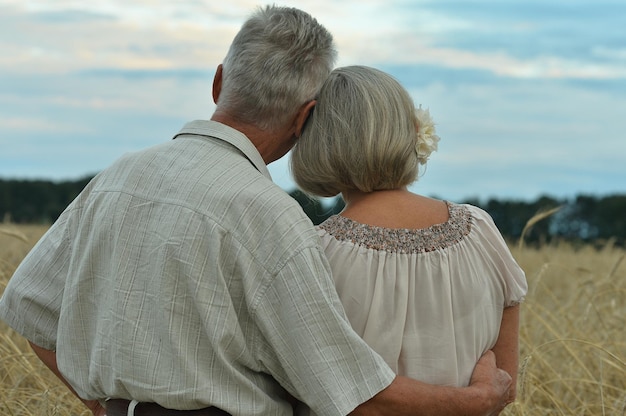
xmin=491 ymin=304 xmax=521 ymax=404
xmin=350 ymin=350 xmax=512 ymax=416
xmin=28 ymin=342 xmax=106 ymax=416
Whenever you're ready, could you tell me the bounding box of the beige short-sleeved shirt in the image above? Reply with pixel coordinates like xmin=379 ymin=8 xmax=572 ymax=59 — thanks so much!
xmin=317 ymin=202 xmax=527 ymax=387
xmin=0 ymin=120 xmax=394 ymax=415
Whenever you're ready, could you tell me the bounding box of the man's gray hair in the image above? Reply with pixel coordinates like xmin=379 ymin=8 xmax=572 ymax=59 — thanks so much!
xmin=219 ymin=5 xmax=337 ymax=131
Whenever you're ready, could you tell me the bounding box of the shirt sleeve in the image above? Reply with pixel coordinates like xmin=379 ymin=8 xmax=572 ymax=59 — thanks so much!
xmin=0 ymin=213 xmax=72 ymax=350
xmin=252 ymin=247 xmax=395 ymax=416
xmin=467 ymin=205 xmax=528 ymax=306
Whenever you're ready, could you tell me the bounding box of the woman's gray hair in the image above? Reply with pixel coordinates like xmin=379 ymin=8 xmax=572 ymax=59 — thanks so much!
xmin=290 ymin=65 xmax=421 ymax=197
xmin=218 ymin=6 xmax=337 ymax=131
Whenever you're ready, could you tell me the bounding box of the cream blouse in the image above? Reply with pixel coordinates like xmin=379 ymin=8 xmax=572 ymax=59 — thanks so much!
xmin=317 ymin=202 xmax=527 ymax=387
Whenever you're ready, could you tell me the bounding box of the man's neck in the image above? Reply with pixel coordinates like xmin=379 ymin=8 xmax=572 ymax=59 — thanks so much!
xmin=210 ymin=111 xmax=295 ymax=165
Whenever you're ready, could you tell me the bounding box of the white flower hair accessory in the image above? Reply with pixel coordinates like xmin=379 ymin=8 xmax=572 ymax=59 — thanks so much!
xmin=415 ymin=105 xmax=440 ymax=165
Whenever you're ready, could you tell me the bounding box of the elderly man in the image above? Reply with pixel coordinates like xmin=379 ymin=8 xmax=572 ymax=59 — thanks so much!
xmin=0 ymin=5 xmax=511 ymax=416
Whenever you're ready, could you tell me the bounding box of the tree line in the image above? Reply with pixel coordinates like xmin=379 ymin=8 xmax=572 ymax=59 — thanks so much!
xmin=289 ymin=190 xmax=626 ymax=247
xmin=1 ymin=177 xmax=624 ymax=247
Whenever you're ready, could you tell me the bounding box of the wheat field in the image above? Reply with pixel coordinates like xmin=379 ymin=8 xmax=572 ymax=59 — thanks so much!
xmin=1 ymin=222 xmax=625 ymax=415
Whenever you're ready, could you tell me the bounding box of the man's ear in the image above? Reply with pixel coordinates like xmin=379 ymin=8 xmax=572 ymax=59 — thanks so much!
xmin=294 ymin=100 xmax=316 ymax=138
xmin=212 ymin=64 xmax=223 ymax=104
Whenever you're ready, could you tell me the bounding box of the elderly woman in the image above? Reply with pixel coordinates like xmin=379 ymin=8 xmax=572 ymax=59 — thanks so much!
xmin=290 ymin=65 xmax=527 ymax=404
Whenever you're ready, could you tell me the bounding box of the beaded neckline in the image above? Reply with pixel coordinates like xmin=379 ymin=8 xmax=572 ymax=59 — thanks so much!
xmin=318 ymin=201 xmax=472 ymax=253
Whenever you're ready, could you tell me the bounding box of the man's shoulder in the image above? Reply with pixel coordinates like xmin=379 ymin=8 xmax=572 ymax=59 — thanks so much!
xmin=227 ymin=183 xmax=316 ymax=240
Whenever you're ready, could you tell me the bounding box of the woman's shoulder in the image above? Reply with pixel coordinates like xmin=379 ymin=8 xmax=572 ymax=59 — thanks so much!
xmin=452 ymin=202 xmax=500 ymax=230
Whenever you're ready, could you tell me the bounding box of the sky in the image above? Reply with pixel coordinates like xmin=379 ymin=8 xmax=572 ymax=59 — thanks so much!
xmin=1 ymin=0 xmax=624 ymax=203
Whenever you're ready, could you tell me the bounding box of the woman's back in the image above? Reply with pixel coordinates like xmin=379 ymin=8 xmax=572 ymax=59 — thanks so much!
xmin=291 ymin=65 xmax=527 ymax=395
xmin=317 ymin=194 xmax=526 ymax=386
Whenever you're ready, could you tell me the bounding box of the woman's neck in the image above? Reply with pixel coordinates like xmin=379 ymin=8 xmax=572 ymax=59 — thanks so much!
xmin=341 ymin=188 xmax=409 ymax=207
xmin=339 ymin=187 xmax=449 ymax=230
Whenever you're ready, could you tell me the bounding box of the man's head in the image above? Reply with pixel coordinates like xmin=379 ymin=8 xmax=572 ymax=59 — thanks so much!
xmin=216 ymin=6 xmax=336 ymax=132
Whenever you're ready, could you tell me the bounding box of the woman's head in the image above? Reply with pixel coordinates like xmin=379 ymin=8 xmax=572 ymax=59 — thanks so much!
xmin=218 ymin=6 xmax=336 ymax=131
xmin=290 ymin=65 xmax=439 ymax=197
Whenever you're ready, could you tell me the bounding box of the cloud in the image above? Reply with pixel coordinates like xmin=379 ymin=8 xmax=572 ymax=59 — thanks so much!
xmin=329 ymin=0 xmax=626 ymax=81
xmin=0 ymin=0 xmax=624 ymax=200
xmin=0 ymin=2 xmax=240 ymax=74
xmin=5 ymin=0 xmax=624 ymax=81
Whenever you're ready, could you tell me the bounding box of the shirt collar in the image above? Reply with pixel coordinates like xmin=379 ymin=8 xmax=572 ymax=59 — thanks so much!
xmin=172 ymin=120 xmax=272 ymax=181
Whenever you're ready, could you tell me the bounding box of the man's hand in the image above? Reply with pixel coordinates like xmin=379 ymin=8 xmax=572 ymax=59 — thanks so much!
xmin=469 ymin=350 xmax=512 ymax=415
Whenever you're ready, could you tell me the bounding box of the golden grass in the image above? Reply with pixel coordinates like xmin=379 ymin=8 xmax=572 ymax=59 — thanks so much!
xmin=1 ymin=221 xmax=625 ymax=415
xmin=509 ymin=239 xmax=626 ymax=415
xmin=0 ymin=224 xmax=91 ymax=415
